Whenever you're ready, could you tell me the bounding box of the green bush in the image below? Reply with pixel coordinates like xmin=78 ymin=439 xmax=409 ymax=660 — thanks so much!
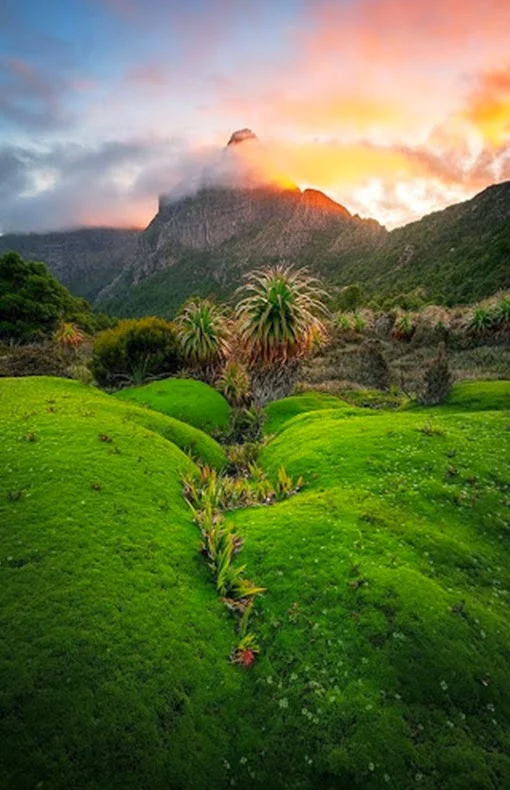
xmin=91 ymin=317 xmax=181 ymax=388
xmin=335 ymin=283 xmax=364 ymax=311
xmin=0 ymin=251 xmax=95 ymax=341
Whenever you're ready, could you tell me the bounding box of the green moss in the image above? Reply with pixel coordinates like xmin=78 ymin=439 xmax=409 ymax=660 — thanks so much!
xmin=444 ymin=380 xmax=510 ymax=411
xmin=0 ymin=376 xmax=238 ymax=789
xmin=233 ymin=380 xmax=510 ymax=788
xmin=264 ymin=392 xmax=351 ymax=434
xmin=1 ymin=376 xmax=510 ymax=789
xmin=115 ymin=378 xmax=231 ymax=434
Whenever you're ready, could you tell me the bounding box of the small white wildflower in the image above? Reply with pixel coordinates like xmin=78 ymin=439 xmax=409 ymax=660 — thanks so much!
xmin=239 ymin=756 xmax=247 ymax=765
xmin=368 ymin=762 xmax=375 ymax=772
xmin=440 ymin=680 xmax=448 ymax=691
xmin=279 ymin=698 xmax=289 ymax=709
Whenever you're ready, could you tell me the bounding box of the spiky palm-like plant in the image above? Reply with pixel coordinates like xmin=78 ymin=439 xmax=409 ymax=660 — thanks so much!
xmin=235 ymin=265 xmax=327 ymax=404
xmin=54 ymin=321 xmax=85 ymax=348
xmin=175 ymin=298 xmax=230 ymax=379
xmin=53 ymin=322 xmax=85 ymax=359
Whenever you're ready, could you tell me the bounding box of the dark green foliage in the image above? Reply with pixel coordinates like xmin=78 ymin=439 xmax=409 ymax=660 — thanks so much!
xmin=386 ymin=287 xmax=426 ymax=310
xmin=0 ymin=251 xmax=95 ymax=341
xmin=469 ymin=307 xmax=493 ymax=333
xmin=0 ymin=228 xmax=139 ymax=302
xmin=91 ymin=317 xmax=182 ymax=387
xmin=335 ymin=283 xmax=364 ymax=311
xmin=494 ymin=297 xmax=510 ymax=325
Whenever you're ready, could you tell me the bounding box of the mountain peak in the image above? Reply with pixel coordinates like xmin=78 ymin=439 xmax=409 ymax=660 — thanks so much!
xmin=227 ymin=128 xmax=259 ymax=147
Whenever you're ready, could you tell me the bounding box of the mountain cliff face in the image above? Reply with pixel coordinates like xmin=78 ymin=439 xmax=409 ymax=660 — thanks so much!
xmin=96 ymin=182 xmax=385 ymax=315
xmin=2 ymin=130 xmax=509 ymax=315
xmin=96 ymin=128 xmax=387 ymax=316
xmin=0 ymin=228 xmax=139 ymax=304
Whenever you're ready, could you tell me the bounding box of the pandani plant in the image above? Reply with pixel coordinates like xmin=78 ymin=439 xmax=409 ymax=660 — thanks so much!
xmin=175 ymin=298 xmax=230 ymax=381
xmin=235 ymin=264 xmax=328 ymax=405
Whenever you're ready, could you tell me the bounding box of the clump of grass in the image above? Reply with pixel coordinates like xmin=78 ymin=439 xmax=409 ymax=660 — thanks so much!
xmin=182 ymin=456 xmax=304 ymax=665
xmin=7 ymin=489 xmax=26 ymax=502
xmin=469 ymin=307 xmax=493 ymax=333
xmin=231 ymin=633 xmax=260 ymax=667
xmin=392 ymin=314 xmax=415 ymax=341
xmin=417 ymin=420 xmax=445 ymax=437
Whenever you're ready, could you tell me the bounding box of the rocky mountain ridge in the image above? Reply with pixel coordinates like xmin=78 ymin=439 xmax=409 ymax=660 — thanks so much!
xmin=1 ymin=130 xmax=509 ymax=313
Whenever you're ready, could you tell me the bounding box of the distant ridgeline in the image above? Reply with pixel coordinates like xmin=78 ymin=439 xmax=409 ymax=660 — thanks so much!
xmin=1 ymin=130 xmax=509 ymax=315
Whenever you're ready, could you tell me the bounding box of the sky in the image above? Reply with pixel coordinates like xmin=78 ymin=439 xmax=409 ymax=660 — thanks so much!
xmin=1 ymin=0 xmax=509 ymax=232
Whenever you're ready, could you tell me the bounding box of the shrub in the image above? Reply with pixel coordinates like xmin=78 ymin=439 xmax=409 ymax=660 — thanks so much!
xmin=68 ymin=364 xmax=95 ymax=386
xmin=388 ymin=288 xmax=426 ymax=311
xmin=0 ymin=341 xmax=67 ymax=378
xmin=54 ymin=322 xmax=86 ymax=355
xmin=335 ymin=313 xmax=352 ymax=332
xmin=335 ymin=284 xmax=364 ymax=311
xmin=217 ymin=361 xmax=250 ymax=407
xmin=418 ymin=346 xmax=452 ymax=405
xmin=91 ymin=317 xmax=181 ymax=388
xmin=359 ymin=340 xmax=390 ymax=390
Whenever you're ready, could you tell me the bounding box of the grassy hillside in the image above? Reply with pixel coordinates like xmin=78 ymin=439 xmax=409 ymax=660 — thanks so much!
xmin=1 ymin=377 xmax=509 ymax=788
xmin=115 ymin=378 xmax=231 ymax=433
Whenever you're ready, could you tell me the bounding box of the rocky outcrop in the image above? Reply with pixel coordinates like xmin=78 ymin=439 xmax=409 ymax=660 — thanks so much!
xmin=0 ymin=228 xmax=139 ymax=303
